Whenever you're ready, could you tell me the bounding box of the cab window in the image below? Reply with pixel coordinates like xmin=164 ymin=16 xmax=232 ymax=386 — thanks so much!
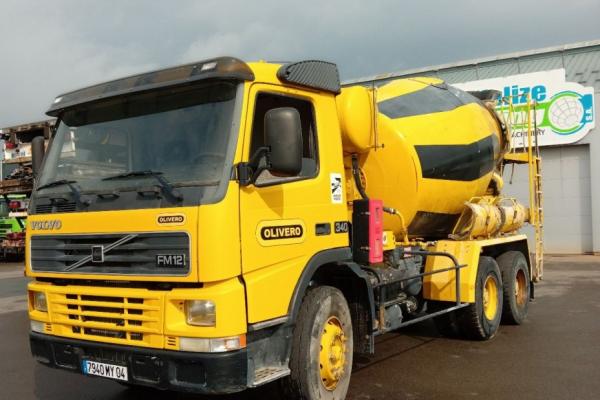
xmin=250 ymin=92 xmax=318 ymax=185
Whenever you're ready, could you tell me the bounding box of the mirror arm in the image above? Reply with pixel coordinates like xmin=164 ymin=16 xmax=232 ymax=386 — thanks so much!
xmin=237 ymin=146 xmax=270 ymax=186
xmin=249 ymin=146 xmax=270 ymax=167
xmin=51 ymin=116 xmax=62 ymax=138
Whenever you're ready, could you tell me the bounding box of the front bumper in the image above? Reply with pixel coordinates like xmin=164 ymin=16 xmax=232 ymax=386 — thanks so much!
xmin=30 ymin=332 xmax=248 ymax=394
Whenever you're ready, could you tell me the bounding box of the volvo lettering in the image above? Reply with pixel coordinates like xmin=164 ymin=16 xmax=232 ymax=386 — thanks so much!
xmin=30 ymin=220 xmax=62 ymax=230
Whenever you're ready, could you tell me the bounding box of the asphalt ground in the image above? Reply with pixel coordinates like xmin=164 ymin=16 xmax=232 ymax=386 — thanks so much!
xmin=1 ymin=256 xmax=599 ymax=400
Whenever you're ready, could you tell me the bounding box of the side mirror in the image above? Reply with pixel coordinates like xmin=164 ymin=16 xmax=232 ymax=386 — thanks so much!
xmin=264 ymin=107 xmax=303 ymax=177
xmin=31 ymin=136 xmax=46 ymax=178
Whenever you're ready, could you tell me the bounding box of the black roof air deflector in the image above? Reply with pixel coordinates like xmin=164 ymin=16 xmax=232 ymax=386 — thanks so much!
xmin=277 ymin=60 xmax=341 ymax=94
xmin=468 ymin=90 xmax=502 ymax=102
xmin=47 ymin=57 xmax=254 ymax=117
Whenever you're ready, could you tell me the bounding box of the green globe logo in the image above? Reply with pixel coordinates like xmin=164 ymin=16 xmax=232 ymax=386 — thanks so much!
xmin=547 ymin=92 xmax=585 ymax=134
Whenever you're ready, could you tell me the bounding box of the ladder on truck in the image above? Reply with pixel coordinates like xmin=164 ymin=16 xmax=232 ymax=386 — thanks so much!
xmin=499 ymin=95 xmax=544 ymax=281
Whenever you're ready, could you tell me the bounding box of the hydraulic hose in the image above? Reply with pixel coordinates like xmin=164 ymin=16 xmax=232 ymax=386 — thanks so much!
xmin=351 ymin=154 xmax=369 ymax=200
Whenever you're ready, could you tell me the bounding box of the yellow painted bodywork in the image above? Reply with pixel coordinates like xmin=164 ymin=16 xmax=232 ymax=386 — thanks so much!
xmin=164 ymin=278 xmax=247 ymax=342
xmin=26 ymin=206 xmax=201 ymax=282
xmin=26 ymin=188 xmax=243 ymax=284
xmin=336 ymin=86 xmax=376 ymax=153
xmin=28 ymin=277 xmax=245 ymax=350
xmin=423 ymin=234 xmax=528 ymax=303
xmin=26 ymin=190 xmax=248 ymax=341
xmin=238 ymin=75 xmax=349 ymax=324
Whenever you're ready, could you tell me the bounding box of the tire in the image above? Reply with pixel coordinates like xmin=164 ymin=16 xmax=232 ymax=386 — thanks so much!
xmin=456 ymin=256 xmax=503 ymax=340
xmin=497 ymin=251 xmax=530 ymax=325
xmin=429 ymin=301 xmax=460 ymax=338
xmin=282 ymin=286 xmax=353 ymax=400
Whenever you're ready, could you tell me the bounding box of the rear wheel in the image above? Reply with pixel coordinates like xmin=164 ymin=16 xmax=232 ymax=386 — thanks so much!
xmin=497 ymin=251 xmax=530 ymax=325
xmin=283 ymin=286 xmax=353 ymax=400
xmin=457 ymin=256 xmax=503 ymax=340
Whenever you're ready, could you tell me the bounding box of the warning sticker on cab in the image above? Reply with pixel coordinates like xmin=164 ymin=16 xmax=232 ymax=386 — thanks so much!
xmin=256 ymin=219 xmax=306 ymax=247
xmin=330 ymin=173 xmax=343 ymax=204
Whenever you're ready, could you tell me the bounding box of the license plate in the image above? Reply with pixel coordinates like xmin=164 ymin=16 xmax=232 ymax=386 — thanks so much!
xmin=82 ymin=359 xmax=128 ymax=382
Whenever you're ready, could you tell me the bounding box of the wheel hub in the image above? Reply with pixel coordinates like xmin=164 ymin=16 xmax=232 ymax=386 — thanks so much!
xmin=483 ymin=276 xmax=498 ymax=320
xmin=319 ymin=316 xmax=347 ymax=391
xmin=515 ymin=269 xmax=527 ymax=307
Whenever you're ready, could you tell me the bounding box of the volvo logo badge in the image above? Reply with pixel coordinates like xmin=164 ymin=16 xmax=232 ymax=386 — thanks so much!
xmin=30 ymin=220 xmax=62 ymax=230
xmin=91 ymin=245 xmax=104 ymax=263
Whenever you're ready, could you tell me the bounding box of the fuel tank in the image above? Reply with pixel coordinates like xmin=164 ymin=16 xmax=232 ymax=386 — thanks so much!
xmin=337 ymin=77 xmax=507 ymax=239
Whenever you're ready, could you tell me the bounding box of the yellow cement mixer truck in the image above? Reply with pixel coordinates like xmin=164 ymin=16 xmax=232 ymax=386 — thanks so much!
xmin=26 ymin=58 xmax=543 ymax=399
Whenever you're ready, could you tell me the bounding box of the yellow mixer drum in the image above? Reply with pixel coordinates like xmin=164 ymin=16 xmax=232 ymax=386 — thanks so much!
xmin=338 ymin=77 xmax=505 ymax=239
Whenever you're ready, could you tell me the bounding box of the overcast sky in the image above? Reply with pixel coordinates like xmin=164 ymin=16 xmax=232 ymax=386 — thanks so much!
xmin=1 ymin=0 xmax=599 ymax=127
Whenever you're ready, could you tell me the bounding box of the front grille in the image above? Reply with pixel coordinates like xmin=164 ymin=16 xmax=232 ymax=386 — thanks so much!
xmin=0 ymin=224 xmax=12 ymax=229
xmin=35 ymin=202 xmax=77 ymax=214
xmin=30 ymin=232 xmax=190 ymax=275
xmin=49 ymin=291 xmax=161 ymax=346
xmin=85 ymin=328 xmax=126 ymax=339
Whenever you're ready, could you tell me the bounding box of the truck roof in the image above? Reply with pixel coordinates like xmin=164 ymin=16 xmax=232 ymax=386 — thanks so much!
xmin=46 ymin=58 xmax=341 ymax=117
xmin=46 ymin=57 xmax=254 ymax=117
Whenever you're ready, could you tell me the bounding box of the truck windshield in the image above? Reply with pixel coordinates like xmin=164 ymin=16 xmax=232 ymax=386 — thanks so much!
xmin=34 ymin=81 xmax=239 ymax=211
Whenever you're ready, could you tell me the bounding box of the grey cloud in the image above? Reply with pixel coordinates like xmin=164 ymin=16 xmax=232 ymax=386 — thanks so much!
xmin=1 ymin=0 xmax=599 ymax=127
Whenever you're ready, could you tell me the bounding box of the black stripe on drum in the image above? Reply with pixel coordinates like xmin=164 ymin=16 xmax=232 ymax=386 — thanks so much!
xmin=377 ymin=84 xmax=481 ymax=119
xmin=415 ymin=135 xmax=495 ymax=182
xmin=407 ymin=211 xmax=460 ymax=239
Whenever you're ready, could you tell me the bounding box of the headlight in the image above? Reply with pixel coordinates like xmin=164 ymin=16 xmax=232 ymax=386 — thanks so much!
xmin=185 ymin=300 xmax=216 ymax=327
xmin=32 ymin=292 xmax=47 ymax=312
xmin=179 ymin=335 xmax=246 ymax=353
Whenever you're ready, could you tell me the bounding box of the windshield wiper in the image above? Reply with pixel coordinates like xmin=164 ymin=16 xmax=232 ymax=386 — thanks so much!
xmin=102 ymin=170 xmax=183 ymax=201
xmin=36 ymin=179 xmax=90 ymax=207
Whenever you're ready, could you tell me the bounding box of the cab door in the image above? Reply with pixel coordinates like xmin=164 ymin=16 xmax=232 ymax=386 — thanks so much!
xmin=239 ymin=83 xmax=349 ymax=324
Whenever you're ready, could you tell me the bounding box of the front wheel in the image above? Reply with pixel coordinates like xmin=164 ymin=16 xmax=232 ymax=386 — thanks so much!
xmin=283 ymin=286 xmax=353 ymax=400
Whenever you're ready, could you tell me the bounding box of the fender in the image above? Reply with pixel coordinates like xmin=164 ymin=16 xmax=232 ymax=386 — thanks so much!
xmin=245 ymin=247 xmax=377 ymax=386
xmin=425 ymin=235 xmax=533 ymax=303
xmin=287 ymin=248 xmax=372 ymax=319
xmin=287 ymin=247 xmax=376 ymax=354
